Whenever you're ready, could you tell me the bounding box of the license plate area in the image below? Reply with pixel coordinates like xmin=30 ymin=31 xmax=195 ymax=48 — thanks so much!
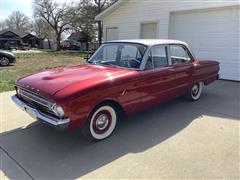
xmin=25 ymin=107 xmax=37 ymax=119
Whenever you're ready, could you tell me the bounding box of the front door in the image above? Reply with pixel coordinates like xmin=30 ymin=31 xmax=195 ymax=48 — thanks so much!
xmin=138 ymin=45 xmax=176 ymax=110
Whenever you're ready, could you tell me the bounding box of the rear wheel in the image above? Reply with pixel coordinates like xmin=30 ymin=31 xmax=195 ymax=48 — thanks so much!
xmin=187 ymin=82 xmax=204 ymax=101
xmin=0 ymin=57 xmax=10 ymax=66
xmin=82 ymin=104 xmax=118 ymax=141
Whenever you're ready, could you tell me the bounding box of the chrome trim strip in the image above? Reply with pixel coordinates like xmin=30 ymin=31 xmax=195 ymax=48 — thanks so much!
xmin=19 ymin=89 xmax=53 ymax=109
xmin=12 ymin=95 xmax=69 ymax=131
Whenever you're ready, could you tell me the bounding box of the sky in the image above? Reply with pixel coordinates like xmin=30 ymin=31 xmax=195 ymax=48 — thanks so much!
xmin=0 ymin=0 xmax=78 ymax=21
xmin=0 ymin=0 xmax=33 ymax=20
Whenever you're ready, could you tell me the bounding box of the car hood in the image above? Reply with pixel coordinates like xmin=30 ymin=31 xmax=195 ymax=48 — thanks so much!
xmin=16 ymin=64 xmax=136 ymax=98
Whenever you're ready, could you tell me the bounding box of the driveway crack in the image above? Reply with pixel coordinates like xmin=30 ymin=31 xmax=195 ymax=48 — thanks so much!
xmin=194 ymin=105 xmax=239 ymax=120
xmin=0 ymin=146 xmax=35 ymax=180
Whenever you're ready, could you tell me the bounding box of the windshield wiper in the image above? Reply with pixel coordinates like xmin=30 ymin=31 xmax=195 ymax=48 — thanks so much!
xmin=100 ymin=61 xmax=112 ymax=65
xmin=94 ymin=61 xmax=122 ymax=68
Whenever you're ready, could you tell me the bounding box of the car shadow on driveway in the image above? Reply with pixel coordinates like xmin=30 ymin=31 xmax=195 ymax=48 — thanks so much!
xmin=1 ymin=81 xmax=239 ymax=179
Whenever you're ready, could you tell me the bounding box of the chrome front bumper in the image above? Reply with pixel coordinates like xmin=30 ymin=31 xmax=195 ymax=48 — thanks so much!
xmin=11 ymin=95 xmax=70 ymax=131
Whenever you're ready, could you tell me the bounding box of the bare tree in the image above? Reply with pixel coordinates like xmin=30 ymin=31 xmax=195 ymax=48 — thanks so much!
xmin=4 ymin=11 xmax=31 ymax=31
xmin=33 ymin=18 xmax=55 ymax=49
xmin=94 ymin=0 xmax=108 ymax=46
xmin=33 ymin=0 xmax=72 ymax=51
xmin=0 ymin=21 xmax=7 ymax=30
xmin=70 ymin=0 xmax=116 ymax=49
xmin=70 ymin=0 xmax=97 ymax=50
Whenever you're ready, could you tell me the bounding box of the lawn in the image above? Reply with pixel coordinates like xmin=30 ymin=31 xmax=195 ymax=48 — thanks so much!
xmin=0 ymin=51 xmax=88 ymax=93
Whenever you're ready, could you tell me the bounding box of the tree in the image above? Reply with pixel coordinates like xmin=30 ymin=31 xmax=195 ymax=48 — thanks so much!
xmin=93 ymin=0 xmax=115 ymax=46
xmin=32 ymin=18 xmax=55 ymax=49
xmin=0 ymin=21 xmax=7 ymax=30
xmin=33 ymin=0 xmax=72 ymax=51
xmin=70 ymin=0 xmax=116 ymax=49
xmin=70 ymin=1 xmax=97 ymax=50
xmin=4 ymin=11 xmax=31 ymax=31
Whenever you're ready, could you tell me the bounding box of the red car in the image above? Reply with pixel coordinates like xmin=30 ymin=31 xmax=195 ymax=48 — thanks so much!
xmin=12 ymin=39 xmax=219 ymax=141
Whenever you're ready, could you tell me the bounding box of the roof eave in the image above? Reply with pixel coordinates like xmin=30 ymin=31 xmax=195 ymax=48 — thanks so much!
xmin=95 ymin=0 xmax=129 ymax=20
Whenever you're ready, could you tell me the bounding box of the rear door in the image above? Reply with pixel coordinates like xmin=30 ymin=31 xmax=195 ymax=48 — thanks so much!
xmin=169 ymin=44 xmax=194 ymax=95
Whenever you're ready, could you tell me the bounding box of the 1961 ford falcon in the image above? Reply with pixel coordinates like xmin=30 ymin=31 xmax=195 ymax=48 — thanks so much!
xmin=12 ymin=39 xmax=219 ymax=141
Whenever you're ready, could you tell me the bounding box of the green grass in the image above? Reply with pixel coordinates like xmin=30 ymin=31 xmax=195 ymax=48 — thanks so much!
xmin=0 ymin=51 xmax=90 ymax=93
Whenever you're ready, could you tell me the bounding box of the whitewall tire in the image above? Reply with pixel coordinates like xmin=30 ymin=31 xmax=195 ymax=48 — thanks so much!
xmin=82 ymin=104 xmax=117 ymax=141
xmin=188 ymin=82 xmax=204 ymax=101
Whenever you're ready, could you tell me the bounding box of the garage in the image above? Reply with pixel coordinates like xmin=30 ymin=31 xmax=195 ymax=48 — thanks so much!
xmin=96 ymin=0 xmax=239 ymax=81
xmin=169 ymin=6 xmax=239 ymax=81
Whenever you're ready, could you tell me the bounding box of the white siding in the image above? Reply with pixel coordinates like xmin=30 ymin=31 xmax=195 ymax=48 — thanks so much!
xmin=102 ymin=0 xmax=239 ymax=40
xmin=140 ymin=22 xmax=158 ymax=39
xmin=106 ymin=27 xmax=119 ymax=41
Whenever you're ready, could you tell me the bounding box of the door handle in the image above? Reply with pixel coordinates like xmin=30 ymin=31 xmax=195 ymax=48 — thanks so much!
xmin=169 ymin=68 xmax=175 ymax=72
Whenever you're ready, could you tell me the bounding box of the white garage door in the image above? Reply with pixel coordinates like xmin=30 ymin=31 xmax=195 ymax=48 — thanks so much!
xmin=169 ymin=6 xmax=239 ymax=81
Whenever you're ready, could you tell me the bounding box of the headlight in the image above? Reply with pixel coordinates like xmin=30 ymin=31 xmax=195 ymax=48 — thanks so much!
xmin=51 ymin=104 xmax=65 ymax=118
xmin=17 ymin=88 xmax=21 ymax=95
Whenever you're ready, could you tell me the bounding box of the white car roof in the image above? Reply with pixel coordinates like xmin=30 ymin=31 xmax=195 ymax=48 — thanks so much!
xmin=104 ymin=39 xmax=188 ymax=46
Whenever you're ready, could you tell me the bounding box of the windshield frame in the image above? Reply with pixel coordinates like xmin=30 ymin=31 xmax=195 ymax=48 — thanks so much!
xmin=87 ymin=42 xmax=148 ymax=70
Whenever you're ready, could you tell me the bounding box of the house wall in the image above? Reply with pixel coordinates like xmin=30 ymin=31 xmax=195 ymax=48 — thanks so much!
xmin=0 ymin=31 xmax=22 ymax=49
xmin=102 ymin=0 xmax=239 ymax=41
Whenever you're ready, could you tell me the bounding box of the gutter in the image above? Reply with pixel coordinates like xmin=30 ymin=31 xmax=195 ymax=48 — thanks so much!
xmin=95 ymin=0 xmax=129 ymax=20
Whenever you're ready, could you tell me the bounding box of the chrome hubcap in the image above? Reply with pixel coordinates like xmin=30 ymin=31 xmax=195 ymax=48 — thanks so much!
xmin=192 ymin=85 xmax=199 ymax=96
xmin=96 ymin=114 xmax=109 ymax=130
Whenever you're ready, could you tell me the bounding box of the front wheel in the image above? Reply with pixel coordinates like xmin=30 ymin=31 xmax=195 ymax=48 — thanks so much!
xmin=0 ymin=57 xmax=10 ymax=66
xmin=187 ymin=82 xmax=204 ymax=101
xmin=82 ymin=104 xmax=118 ymax=141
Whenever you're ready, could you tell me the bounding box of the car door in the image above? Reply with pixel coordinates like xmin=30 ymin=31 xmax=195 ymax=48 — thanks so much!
xmin=137 ymin=45 xmax=176 ymax=110
xmin=169 ymin=44 xmax=194 ymax=95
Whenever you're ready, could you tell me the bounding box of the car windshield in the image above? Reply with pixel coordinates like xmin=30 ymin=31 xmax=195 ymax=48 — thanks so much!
xmin=88 ymin=43 xmax=147 ymax=69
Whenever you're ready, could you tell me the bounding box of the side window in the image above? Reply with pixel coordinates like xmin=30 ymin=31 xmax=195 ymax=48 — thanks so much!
xmin=170 ymin=45 xmax=191 ymax=64
xmin=151 ymin=46 xmax=168 ymax=68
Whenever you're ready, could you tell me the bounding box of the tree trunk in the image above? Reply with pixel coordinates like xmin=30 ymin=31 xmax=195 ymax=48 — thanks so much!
xmin=47 ymin=38 xmax=51 ymax=49
xmin=97 ymin=2 xmax=102 ymax=47
xmin=97 ymin=21 xmax=102 ymax=47
xmin=86 ymin=39 xmax=89 ymax=51
xmin=56 ymin=33 xmax=61 ymax=51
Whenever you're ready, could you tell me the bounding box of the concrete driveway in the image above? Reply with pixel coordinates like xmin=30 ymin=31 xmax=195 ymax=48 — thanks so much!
xmin=0 ymin=80 xmax=239 ymax=179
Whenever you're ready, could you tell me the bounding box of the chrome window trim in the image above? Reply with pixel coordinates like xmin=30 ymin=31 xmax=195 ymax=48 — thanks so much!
xmin=150 ymin=44 xmax=169 ymax=69
xmin=140 ymin=43 xmax=195 ymax=70
xmin=88 ymin=42 xmax=147 ymax=71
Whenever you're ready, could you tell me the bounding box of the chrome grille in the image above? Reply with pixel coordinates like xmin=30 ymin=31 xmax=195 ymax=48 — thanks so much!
xmin=18 ymin=89 xmax=55 ymax=115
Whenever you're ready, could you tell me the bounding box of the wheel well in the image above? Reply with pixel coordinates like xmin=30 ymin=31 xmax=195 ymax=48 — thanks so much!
xmin=95 ymin=100 xmax=125 ymax=117
xmin=0 ymin=55 xmax=8 ymax=59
